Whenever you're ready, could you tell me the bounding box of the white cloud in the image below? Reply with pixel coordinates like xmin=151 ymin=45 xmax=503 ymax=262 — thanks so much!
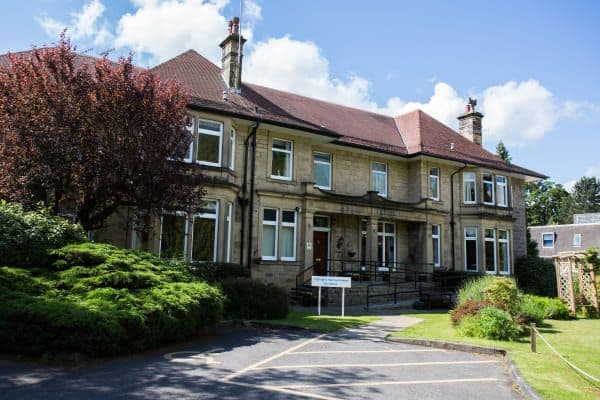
xmin=36 ymin=0 xmax=112 ymax=45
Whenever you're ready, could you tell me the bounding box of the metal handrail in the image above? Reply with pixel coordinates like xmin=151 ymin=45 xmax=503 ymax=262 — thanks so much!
xmin=295 ymin=264 xmax=315 ymax=287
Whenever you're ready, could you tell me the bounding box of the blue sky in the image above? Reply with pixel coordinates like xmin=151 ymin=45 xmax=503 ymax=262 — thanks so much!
xmin=2 ymin=0 xmax=599 ymax=187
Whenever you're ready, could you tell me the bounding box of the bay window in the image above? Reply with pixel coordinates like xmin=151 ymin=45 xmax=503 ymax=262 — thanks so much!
xmin=160 ymin=212 xmax=188 ymax=259
xmin=432 ymin=225 xmax=441 ymax=267
xmin=463 ymin=172 xmax=476 ymax=204
xmin=484 ymin=229 xmax=496 ymax=273
xmin=496 ymin=176 xmax=508 ymax=207
xmin=196 ymin=119 xmax=223 ymax=166
xmin=498 ymin=230 xmax=510 ymax=274
xmin=271 ymin=139 xmax=293 ymax=180
xmin=313 ymin=152 xmax=332 ymax=190
xmin=483 ymin=173 xmax=494 ymax=205
xmin=191 ymin=201 xmax=218 ymax=262
xmin=464 ymin=227 xmax=478 ymax=271
xmin=429 ymin=167 xmax=440 ymax=200
xmin=184 ymin=117 xmax=194 ymax=162
xmin=229 ymin=128 xmax=236 ymax=170
xmin=261 ymin=209 xmax=278 ymax=260
xmin=371 ymin=162 xmax=388 ymax=197
xmin=280 ymin=210 xmax=297 ymax=261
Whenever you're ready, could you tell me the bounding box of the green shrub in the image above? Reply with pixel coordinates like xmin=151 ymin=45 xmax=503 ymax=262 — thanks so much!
xmin=0 ymin=201 xmax=86 ymax=267
xmin=515 ymin=255 xmax=557 ymax=297
xmin=188 ymin=261 xmax=250 ymax=283
xmin=521 ymin=294 xmax=573 ymax=320
xmin=458 ymin=306 xmax=520 ymax=341
xmin=221 ymin=277 xmax=288 ymax=320
xmin=457 ymin=275 xmax=497 ymax=304
xmin=0 ymin=243 xmax=225 ymax=357
xmin=450 ymin=300 xmax=493 ymax=325
xmin=516 ymin=294 xmax=546 ymax=325
xmin=483 ymin=277 xmax=520 ymax=314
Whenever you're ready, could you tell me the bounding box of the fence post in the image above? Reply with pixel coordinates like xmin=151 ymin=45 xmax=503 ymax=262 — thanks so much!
xmin=530 ymin=323 xmax=536 ymax=353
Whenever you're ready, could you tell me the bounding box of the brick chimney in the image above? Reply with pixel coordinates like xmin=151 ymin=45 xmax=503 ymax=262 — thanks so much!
xmin=457 ymin=97 xmax=484 ymax=146
xmin=219 ymin=17 xmax=246 ymax=92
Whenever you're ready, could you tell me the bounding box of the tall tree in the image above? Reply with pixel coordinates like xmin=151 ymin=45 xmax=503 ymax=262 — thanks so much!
xmin=525 ymin=180 xmax=572 ymax=226
xmin=571 ymin=176 xmax=600 ymax=214
xmin=496 ymin=140 xmax=512 ymax=163
xmin=0 ymin=35 xmax=201 ymax=230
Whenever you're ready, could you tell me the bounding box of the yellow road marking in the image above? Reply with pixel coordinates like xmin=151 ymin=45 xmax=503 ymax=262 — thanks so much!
xmin=222 ymin=333 xmax=327 ymax=381
xmin=253 ymin=360 xmax=498 ymax=370
xmin=223 ymin=380 xmax=342 ymax=400
xmin=280 ymin=377 xmax=502 ymax=389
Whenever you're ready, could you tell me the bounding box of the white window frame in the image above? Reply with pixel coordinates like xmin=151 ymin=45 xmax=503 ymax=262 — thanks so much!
xmin=196 ymin=118 xmax=223 ymax=167
xmin=484 ymin=228 xmax=497 ymax=274
xmin=261 ymin=208 xmax=279 ymax=260
xmin=432 ymin=224 xmax=441 ymax=267
xmin=464 ymin=227 xmax=478 ymax=272
xmin=225 ymin=202 xmax=233 ymax=262
xmin=159 ymin=211 xmax=189 ymax=259
xmin=271 ymin=138 xmax=293 ymax=181
xmin=542 ymin=232 xmax=555 ymax=248
xmin=280 ymin=210 xmax=297 ymax=261
xmin=183 ymin=117 xmax=194 ymax=163
xmin=229 ymin=127 xmax=236 ymax=171
xmin=498 ymin=229 xmax=510 ymax=275
xmin=313 ymin=152 xmax=332 ymax=190
xmin=463 ymin=172 xmax=477 ymax=204
xmin=483 ymin=173 xmax=495 ymax=205
xmin=371 ymin=161 xmax=388 ymax=197
xmin=429 ymin=167 xmax=440 ymax=201
xmin=496 ymin=176 xmax=508 ymax=207
xmin=190 ymin=200 xmax=219 ymax=263
xmin=573 ymin=233 xmax=582 ymax=247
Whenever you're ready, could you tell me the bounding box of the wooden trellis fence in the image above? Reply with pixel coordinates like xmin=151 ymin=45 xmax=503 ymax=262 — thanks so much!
xmin=553 ymin=252 xmax=599 ymax=313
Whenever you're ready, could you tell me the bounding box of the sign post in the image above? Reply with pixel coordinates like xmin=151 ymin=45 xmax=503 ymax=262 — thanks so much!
xmin=311 ymin=276 xmax=352 ymax=317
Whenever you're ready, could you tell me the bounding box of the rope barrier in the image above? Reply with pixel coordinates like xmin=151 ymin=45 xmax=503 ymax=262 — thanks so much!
xmin=532 ymin=326 xmax=600 ymax=385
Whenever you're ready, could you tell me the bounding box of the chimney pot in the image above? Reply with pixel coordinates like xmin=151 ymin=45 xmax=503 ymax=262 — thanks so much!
xmin=457 ymin=98 xmax=483 ymax=146
xmin=219 ymin=16 xmax=246 ymax=92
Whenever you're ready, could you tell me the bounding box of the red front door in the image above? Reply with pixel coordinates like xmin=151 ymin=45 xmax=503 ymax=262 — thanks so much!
xmin=313 ymin=231 xmax=329 ymax=275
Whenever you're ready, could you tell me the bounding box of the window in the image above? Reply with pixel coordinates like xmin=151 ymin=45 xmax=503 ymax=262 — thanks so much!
xmin=542 ymin=232 xmax=555 ymax=248
xmin=463 ymin=172 xmax=476 ymax=204
xmin=280 ymin=210 xmax=297 ymax=261
xmin=184 ymin=117 xmax=194 ymax=162
xmin=261 ymin=209 xmax=278 ymax=260
xmin=464 ymin=227 xmax=478 ymax=271
xmin=573 ymin=233 xmax=582 ymax=247
xmin=160 ymin=212 xmax=188 ymax=259
xmin=371 ymin=162 xmax=388 ymax=197
xmin=484 ymin=229 xmax=496 ymax=273
xmin=496 ymin=176 xmax=507 ymax=207
xmin=432 ymin=225 xmax=441 ymax=267
xmin=229 ymin=128 xmax=236 ymax=170
xmin=377 ymin=222 xmax=396 ymax=268
xmin=483 ymin=173 xmax=494 ymax=205
xmin=225 ymin=202 xmax=233 ymax=262
xmin=271 ymin=139 xmax=293 ymax=180
xmin=429 ymin=167 xmax=440 ymax=201
xmin=196 ymin=119 xmax=223 ymax=166
xmin=498 ymin=230 xmax=510 ymax=274
xmin=191 ymin=201 xmax=219 ymax=262
xmin=130 ymin=212 xmax=150 ymax=251
xmin=313 ymin=152 xmax=332 ymax=190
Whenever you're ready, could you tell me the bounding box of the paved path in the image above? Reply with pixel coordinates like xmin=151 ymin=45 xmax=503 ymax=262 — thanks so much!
xmin=0 ymin=316 xmax=520 ymax=399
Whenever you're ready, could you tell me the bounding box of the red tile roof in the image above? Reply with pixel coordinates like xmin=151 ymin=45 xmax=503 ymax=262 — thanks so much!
xmin=0 ymin=48 xmax=546 ymax=178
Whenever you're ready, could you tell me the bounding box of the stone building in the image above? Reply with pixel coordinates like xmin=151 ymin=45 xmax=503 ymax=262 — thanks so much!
xmin=2 ymin=18 xmax=546 ymax=289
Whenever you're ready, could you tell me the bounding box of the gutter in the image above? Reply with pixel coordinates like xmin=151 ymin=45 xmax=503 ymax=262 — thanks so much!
xmin=450 ymin=163 xmax=468 ymax=271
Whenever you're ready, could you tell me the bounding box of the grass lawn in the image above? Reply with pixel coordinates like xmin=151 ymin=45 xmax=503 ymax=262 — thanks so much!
xmin=392 ymin=312 xmax=600 ymax=400
xmin=263 ymin=311 xmax=380 ymax=332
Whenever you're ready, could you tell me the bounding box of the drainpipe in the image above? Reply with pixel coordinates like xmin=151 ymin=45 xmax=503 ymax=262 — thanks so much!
xmin=450 ymin=163 xmax=468 ymax=271
xmin=246 ymin=122 xmax=259 ymax=269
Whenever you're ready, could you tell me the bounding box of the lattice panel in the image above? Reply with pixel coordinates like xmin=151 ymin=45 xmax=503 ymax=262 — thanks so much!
xmin=556 ymin=259 xmax=573 ymax=305
xmin=579 ymin=267 xmax=599 ymax=308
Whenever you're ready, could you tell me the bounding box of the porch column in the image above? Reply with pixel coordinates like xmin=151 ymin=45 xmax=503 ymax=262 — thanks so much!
xmin=366 ymin=217 xmax=378 ymax=262
xmin=303 ymin=211 xmax=314 ymax=268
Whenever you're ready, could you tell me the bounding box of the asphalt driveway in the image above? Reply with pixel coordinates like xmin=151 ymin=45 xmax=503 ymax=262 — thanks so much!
xmin=0 ymin=316 xmax=520 ymax=400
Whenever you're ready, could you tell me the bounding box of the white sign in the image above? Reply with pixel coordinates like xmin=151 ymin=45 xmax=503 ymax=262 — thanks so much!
xmin=311 ymin=276 xmax=351 ymax=288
